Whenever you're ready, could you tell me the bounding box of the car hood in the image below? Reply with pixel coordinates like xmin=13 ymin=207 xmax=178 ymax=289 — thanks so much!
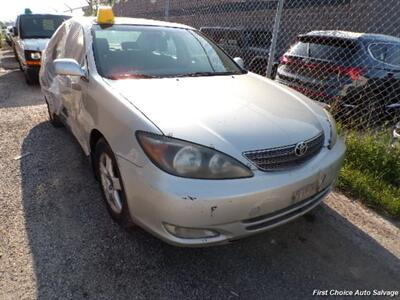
xmin=22 ymin=38 xmax=49 ymax=51
xmin=105 ymin=73 xmax=327 ymax=155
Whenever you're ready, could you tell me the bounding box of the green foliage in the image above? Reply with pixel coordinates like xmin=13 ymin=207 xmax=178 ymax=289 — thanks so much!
xmin=344 ymin=130 xmax=400 ymax=186
xmin=338 ymin=166 xmax=400 ymax=217
xmin=337 ymin=129 xmax=400 ymax=218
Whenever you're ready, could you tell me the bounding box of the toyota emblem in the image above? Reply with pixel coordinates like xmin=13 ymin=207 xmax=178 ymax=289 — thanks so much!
xmin=294 ymin=142 xmax=308 ymax=157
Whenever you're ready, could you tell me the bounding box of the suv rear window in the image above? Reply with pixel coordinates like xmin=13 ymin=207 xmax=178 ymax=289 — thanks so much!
xmin=309 ymin=43 xmax=356 ymax=61
xmin=289 ymin=37 xmax=357 ymax=62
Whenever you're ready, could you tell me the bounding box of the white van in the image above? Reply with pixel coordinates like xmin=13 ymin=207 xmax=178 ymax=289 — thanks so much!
xmin=12 ymin=13 xmax=70 ymax=84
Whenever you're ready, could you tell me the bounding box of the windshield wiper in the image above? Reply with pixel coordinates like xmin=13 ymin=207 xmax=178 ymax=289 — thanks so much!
xmin=23 ymin=35 xmax=51 ymax=39
xmin=108 ymin=73 xmax=161 ymax=80
xmin=174 ymin=71 xmax=237 ymax=78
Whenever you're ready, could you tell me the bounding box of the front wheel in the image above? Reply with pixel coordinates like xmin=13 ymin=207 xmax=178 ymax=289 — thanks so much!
xmin=94 ymin=139 xmax=135 ymax=228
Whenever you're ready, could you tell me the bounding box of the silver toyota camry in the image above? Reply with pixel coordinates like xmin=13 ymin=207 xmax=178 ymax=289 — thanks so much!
xmin=40 ymin=9 xmax=346 ymax=247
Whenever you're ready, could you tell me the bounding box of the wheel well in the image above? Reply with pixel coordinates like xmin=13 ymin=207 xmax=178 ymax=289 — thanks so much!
xmin=89 ymin=129 xmax=104 ymax=155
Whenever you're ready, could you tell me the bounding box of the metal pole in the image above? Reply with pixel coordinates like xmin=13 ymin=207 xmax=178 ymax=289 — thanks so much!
xmin=266 ymin=0 xmax=284 ymax=78
xmin=165 ymin=0 xmax=170 ymax=21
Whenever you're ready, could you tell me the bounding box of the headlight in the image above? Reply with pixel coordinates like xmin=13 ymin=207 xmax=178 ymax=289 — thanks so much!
xmin=324 ymin=109 xmax=337 ymax=149
xmin=137 ymin=131 xmax=253 ymax=179
xmin=30 ymin=52 xmax=41 ymax=60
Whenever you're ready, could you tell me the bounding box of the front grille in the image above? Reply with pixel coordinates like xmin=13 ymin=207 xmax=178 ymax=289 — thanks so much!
xmin=243 ymin=132 xmax=325 ymax=171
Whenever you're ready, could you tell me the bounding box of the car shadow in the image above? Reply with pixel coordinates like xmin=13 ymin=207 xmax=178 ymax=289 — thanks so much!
xmin=21 ymin=122 xmax=400 ymax=299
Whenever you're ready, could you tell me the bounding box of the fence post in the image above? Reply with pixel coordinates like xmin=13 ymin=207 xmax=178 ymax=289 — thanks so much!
xmin=165 ymin=0 xmax=170 ymax=21
xmin=266 ymin=0 xmax=284 ymax=78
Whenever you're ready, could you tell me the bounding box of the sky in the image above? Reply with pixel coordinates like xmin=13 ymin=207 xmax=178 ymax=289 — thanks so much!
xmin=0 ymin=0 xmax=88 ymax=22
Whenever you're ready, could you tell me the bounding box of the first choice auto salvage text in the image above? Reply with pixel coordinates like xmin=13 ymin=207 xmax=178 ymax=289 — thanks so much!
xmin=312 ymin=289 xmax=399 ymax=297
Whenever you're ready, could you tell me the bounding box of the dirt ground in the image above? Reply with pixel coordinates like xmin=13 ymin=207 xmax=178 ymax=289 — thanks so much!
xmin=0 ymin=46 xmax=399 ymax=300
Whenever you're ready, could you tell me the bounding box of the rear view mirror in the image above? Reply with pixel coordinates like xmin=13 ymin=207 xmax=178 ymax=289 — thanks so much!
xmin=54 ymin=58 xmax=85 ymax=77
xmin=12 ymin=26 xmax=18 ymax=36
xmin=234 ymin=57 xmax=244 ymax=69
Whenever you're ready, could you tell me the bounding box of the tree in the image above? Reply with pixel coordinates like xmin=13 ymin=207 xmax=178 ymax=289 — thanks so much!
xmin=83 ymin=0 xmax=122 ymax=16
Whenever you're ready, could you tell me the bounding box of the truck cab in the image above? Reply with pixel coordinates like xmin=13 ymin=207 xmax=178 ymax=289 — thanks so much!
xmin=12 ymin=13 xmax=70 ymax=84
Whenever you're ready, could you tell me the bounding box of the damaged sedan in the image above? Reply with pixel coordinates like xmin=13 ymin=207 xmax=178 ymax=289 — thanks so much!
xmin=40 ymin=8 xmax=346 ymax=247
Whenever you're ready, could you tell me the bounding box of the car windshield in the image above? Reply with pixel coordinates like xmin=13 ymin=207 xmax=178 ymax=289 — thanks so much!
xmin=92 ymin=25 xmax=245 ymax=79
xmin=20 ymin=15 xmax=69 ymax=39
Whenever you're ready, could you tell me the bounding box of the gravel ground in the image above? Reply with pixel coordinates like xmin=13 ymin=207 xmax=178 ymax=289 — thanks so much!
xmin=0 ymin=47 xmax=399 ymax=300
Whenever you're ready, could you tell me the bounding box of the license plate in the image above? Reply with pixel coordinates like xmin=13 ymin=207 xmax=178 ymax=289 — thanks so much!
xmin=292 ymin=182 xmax=318 ymax=203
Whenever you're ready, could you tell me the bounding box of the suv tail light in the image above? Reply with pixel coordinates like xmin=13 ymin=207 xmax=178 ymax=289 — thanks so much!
xmin=324 ymin=65 xmax=364 ymax=80
xmin=339 ymin=66 xmax=364 ymax=80
xmin=280 ymin=55 xmax=292 ymax=65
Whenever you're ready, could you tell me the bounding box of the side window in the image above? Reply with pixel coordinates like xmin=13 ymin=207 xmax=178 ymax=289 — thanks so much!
xmin=386 ymin=44 xmax=400 ymax=66
xmin=52 ymin=24 xmax=68 ymax=60
xmin=369 ymin=43 xmax=387 ymax=62
xmin=63 ymin=24 xmax=85 ymax=65
xmin=368 ymin=43 xmax=400 ymax=67
xmin=288 ymin=41 xmax=308 ymax=57
xmin=15 ymin=17 xmax=19 ymax=36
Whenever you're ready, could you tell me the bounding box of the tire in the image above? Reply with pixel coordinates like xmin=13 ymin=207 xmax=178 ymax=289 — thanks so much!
xmin=94 ymin=138 xmax=135 ymax=228
xmin=24 ymin=70 xmax=35 ymax=85
xmin=45 ymin=98 xmax=64 ymax=128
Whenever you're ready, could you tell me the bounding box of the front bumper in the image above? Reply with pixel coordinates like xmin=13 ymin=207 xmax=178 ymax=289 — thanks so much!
xmin=117 ymin=139 xmax=346 ymax=247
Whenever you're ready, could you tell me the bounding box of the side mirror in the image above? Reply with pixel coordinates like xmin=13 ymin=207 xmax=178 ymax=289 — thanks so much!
xmin=393 ymin=122 xmax=400 ymax=140
xmin=13 ymin=26 xmax=18 ymax=36
xmin=391 ymin=122 xmax=400 ymax=148
xmin=54 ymin=58 xmax=85 ymax=77
xmin=233 ymin=57 xmax=244 ymax=69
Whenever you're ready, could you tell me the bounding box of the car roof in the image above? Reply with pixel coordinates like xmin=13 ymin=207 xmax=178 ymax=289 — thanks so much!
xmin=300 ymin=30 xmax=400 ymax=44
xmin=71 ymin=16 xmax=194 ymax=31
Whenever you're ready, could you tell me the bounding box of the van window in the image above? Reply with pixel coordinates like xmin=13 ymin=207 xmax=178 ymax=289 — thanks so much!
xmin=19 ymin=14 xmax=69 ymax=39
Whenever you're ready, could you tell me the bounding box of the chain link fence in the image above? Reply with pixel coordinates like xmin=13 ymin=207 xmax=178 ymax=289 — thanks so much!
xmin=114 ymin=0 xmax=400 ymax=129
